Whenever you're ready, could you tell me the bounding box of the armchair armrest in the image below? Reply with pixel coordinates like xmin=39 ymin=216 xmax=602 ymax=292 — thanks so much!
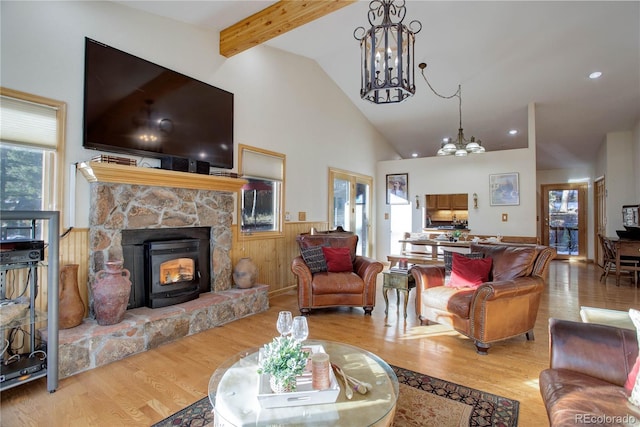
xmin=547 ymin=318 xmax=637 ymax=387
xmin=409 ymin=264 xmax=446 ymax=290
xmin=354 ymin=256 xmax=384 ymax=282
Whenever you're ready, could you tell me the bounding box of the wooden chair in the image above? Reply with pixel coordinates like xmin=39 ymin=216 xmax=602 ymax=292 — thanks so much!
xmin=598 ymin=234 xmax=638 ymax=286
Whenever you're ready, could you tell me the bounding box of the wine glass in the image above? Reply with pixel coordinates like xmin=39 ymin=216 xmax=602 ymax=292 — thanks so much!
xmin=276 ymin=311 xmax=293 ymax=336
xmin=291 ymin=316 xmax=309 ymax=343
xmin=461 ymin=231 xmax=469 ymax=242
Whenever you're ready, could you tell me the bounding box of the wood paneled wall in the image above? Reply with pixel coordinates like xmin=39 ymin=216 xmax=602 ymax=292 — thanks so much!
xmin=9 ymin=222 xmax=329 ymax=317
xmin=230 ymin=221 xmax=328 ymax=296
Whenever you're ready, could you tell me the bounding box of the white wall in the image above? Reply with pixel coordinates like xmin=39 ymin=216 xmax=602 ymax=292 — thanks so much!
xmin=604 ymin=131 xmax=636 ymax=235
xmin=1 ymin=1 xmax=397 ymax=230
xmin=376 ymin=146 xmax=537 ymax=260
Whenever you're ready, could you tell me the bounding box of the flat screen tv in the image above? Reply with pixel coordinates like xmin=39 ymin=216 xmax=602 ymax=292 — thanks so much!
xmin=83 ymin=38 xmax=234 ymax=170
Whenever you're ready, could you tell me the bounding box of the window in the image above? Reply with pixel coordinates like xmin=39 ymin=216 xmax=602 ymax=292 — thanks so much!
xmin=239 ymin=145 xmax=285 ymax=236
xmin=0 ymin=87 xmax=66 ymax=239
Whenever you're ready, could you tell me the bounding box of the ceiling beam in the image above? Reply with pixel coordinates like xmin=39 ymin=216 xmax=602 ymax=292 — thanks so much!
xmin=220 ymin=0 xmax=357 ymax=58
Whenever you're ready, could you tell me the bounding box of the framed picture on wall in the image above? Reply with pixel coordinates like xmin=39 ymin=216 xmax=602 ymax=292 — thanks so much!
xmin=490 ymin=173 xmax=520 ymax=206
xmin=386 ymin=173 xmax=409 ymax=205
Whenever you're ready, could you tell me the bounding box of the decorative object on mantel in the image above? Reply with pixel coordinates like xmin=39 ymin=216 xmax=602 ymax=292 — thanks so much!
xmin=418 ymin=63 xmax=486 ymax=156
xmin=232 ymin=257 xmax=258 ymax=289
xmin=59 ymin=264 xmax=85 ymax=329
xmin=257 ymin=335 xmax=308 ymax=393
xmin=354 ymin=0 xmax=422 ymax=104
xmin=92 ymin=260 xmax=131 ymax=326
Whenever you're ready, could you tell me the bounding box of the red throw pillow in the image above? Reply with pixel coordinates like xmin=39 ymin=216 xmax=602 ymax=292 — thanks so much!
xmin=447 ymin=252 xmax=492 ymax=289
xmin=322 ymin=247 xmax=353 ymax=272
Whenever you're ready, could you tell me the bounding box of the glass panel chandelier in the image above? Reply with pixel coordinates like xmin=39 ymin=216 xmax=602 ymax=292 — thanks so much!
xmin=418 ymin=63 xmax=485 ymax=156
xmin=354 ymin=0 xmax=422 ymax=104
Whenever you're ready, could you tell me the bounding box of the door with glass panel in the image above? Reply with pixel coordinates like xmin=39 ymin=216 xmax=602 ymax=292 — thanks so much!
xmin=329 ymin=168 xmax=373 ymax=257
xmin=541 ymin=183 xmax=587 ymax=260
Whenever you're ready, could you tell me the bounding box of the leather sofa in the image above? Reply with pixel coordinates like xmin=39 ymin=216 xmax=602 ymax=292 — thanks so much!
xmin=291 ymin=232 xmax=383 ymax=315
xmin=539 ymin=318 xmax=640 ymax=426
xmin=410 ymin=243 xmax=556 ymax=354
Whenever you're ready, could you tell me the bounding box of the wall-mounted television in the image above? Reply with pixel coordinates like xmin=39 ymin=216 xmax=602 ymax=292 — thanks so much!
xmin=83 ymin=38 xmax=234 ymax=170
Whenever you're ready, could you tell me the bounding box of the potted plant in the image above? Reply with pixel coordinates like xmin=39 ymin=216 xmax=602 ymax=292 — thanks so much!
xmin=258 ymin=335 xmax=308 ymax=393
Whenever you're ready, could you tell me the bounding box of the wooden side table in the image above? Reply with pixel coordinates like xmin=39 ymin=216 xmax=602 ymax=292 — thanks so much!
xmin=382 ymin=269 xmax=416 ymax=319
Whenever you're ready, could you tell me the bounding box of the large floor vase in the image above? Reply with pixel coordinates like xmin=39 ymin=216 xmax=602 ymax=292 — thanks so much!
xmin=92 ymin=260 xmax=131 ymax=326
xmin=59 ymin=264 xmax=85 ymax=329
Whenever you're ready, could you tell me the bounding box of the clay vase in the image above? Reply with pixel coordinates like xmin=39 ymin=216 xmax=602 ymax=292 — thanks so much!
xmin=233 ymin=257 xmax=258 ymax=289
xmin=59 ymin=264 xmax=85 ymax=329
xmin=92 ymin=260 xmax=131 ymax=326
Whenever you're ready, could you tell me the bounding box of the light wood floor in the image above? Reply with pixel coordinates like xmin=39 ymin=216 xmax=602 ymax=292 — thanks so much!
xmin=1 ymin=260 xmax=639 ymax=427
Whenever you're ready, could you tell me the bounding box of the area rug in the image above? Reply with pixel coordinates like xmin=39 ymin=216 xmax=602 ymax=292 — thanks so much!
xmin=152 ymin=365 xmax=519 ymax=427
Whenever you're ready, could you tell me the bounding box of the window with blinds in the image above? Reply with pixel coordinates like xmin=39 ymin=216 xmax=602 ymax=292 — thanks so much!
xmin=238 ymin=145 xmax=285 ymax=236
xmin=0 ymin=88 xmax=66 ymax=239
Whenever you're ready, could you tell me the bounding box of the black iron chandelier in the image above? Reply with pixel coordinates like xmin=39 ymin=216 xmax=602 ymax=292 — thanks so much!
xmin=418 ymin=63 xmax=485 ymax=156
xmin=354 ymin=0 xmax=422 ymax=104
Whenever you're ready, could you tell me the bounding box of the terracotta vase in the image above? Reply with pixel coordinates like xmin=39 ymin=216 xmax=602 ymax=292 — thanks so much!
xmin=92 ymin=260 xmax=131 ymax=326
xmin=59 ymin=264 xmax=85 ymax=329
xmin=233 ymin=257 xmax=258 ymax=289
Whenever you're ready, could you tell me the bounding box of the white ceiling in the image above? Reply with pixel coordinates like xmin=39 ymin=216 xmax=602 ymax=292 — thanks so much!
xmin=116 ymin=1 xmax=640 ymax=170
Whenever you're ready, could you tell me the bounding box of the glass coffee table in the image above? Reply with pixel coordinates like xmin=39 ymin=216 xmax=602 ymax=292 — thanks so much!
xmin=208 ymin=340 xmax=398 ymax=426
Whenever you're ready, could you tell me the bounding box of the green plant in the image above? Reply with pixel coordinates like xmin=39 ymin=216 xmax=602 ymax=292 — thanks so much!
xmin=257 ymin=335 xmax=308 ymax=391
xmin=452 ymin=230 xmax=462 ymax=239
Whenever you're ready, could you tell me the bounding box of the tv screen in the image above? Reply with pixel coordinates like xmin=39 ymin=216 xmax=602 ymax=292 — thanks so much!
xmin=83 ymin=38 xmax=234 ymax=169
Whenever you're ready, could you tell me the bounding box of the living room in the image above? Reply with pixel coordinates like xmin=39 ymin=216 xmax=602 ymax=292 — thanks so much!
xmin=2 ymin=1 xmax=640 ymax=425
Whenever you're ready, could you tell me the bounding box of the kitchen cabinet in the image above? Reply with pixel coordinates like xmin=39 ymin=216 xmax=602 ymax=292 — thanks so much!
xmin=436 ymin=195 xmax=451 ymax=209
xmin=452 ymin=194 xmax=468 ymax=210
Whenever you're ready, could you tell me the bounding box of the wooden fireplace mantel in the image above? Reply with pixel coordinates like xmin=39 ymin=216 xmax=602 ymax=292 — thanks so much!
xmin=78 ymin=161 xmax=247 ymax=192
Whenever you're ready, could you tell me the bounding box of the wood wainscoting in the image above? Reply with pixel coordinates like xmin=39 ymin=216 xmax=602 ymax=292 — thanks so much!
xmin=18 ymin=222 xmax=329 ymax=317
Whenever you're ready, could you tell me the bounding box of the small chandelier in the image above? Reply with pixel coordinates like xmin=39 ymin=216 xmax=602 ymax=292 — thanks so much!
xmin=354 ymin=0 xmax=422 ymax=104
xmin=418 ymin=63 xmax=485 ymax=156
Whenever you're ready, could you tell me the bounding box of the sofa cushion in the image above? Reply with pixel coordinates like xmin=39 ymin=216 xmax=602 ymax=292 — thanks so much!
xmin=311 ymin=272 xmax=364 ymax=294
xmin=540 ymin=368 xmax=635 ymax=426
xmin=628 ymin=309 xmax=640 ymax=405
xmin=322 ymin=247 xmax=353 ymax=272
xmin=300 ymin=245 xmax=327 ymax=274
xmin=470 ymin=244 xmax=538 ymax=281
xmin=422 ymin=286 xmax=476 ymax=319
xmin=447 ymin=252 xmax=493 ymax=289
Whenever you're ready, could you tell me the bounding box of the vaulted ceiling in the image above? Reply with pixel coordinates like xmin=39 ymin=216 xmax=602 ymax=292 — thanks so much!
xmin=117 ymin=1 xmax=640 ymax=170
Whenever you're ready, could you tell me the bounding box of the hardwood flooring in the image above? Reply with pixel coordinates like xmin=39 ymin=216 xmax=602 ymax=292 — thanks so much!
xmin=1 ymin=260 xmax=638 ymax=426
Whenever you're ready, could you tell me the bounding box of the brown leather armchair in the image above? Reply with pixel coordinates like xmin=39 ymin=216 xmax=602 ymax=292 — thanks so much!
xmin=539 ymin=318 xmax=638 ymax=426
xmin=291 ymin=232 xmax=383 ymax=315
xmin=410 ymin=243 xmax=556 ymax=354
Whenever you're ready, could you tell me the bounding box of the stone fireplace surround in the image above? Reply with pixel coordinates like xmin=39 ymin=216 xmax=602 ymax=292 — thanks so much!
xmin=57 ymin=163 xmax=269 ymax=379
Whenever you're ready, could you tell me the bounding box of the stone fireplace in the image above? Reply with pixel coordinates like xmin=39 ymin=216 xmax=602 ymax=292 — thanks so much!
xmin=55 ymin=163 xmax=268 ymax=379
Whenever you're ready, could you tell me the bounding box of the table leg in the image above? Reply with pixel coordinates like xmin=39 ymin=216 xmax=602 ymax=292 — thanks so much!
xmin=395 ymin=289 xmax=400 ymax=307
xmin=383 ymin=288 xmax=390 ymax=315
xmin=402 ymin=290 xmax=410 ymax=319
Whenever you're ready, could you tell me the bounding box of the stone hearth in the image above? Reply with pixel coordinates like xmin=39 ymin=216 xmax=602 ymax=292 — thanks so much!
xmin=51 ymin=285 xmax=268 ymax=379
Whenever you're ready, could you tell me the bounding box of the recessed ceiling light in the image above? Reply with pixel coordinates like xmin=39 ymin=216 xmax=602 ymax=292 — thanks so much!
xmin=508 ymin=129 xmax=518 ymax=135
xmin=589 ymin=71 xmax=602 ymax=79
xmin=411 ymin=153 xmax=418 ymax=158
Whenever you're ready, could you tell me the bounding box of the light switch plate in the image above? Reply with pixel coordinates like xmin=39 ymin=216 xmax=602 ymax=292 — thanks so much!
xmin=502 ymin=213 xmax=508 ymax=222
xmin=298 ymin=211 xmax=306 ymax=221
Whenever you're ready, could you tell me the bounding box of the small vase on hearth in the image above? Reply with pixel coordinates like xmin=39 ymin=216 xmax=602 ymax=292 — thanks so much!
xmin=233 ymin=257 xmax=258 ymax=289
xmin=59 ymin=264 xmax=85 ymax=329
xmin=92 ymin=260 xmax=131 ymax=326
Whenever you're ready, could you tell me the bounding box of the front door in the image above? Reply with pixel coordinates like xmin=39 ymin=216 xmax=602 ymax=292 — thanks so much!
xmin=541 ymin=183 xmax=588 ymax=260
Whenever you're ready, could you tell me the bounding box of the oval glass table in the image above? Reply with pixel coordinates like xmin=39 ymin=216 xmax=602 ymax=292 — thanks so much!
xmin=208 ymin=340 xmax=399 ymax=426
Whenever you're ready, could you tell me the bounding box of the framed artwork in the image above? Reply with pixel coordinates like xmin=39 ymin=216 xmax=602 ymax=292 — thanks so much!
xmin=490 ymin=173 xmax=520 ymax=206
xmin=386 ymin=173 xmax=409 ymax=204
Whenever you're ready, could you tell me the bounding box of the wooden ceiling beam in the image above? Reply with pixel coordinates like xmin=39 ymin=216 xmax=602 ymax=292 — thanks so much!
xmin=220 ymin=0 xmax=357 ymax=58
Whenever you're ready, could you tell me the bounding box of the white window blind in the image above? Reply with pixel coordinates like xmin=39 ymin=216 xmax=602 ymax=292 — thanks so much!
xmin=0 ymin=95 xmax=58 ymax=148
xmin=241 ymin=148 xmax=284 ymax=181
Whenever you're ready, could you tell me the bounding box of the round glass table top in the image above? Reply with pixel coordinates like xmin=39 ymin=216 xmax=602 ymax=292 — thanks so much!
xmin=208 ymin=340 xmax=399 ymax=426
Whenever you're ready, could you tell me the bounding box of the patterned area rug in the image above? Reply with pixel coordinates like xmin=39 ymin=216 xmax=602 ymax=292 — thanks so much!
xmin=153 ymin=365 xmax=519 ymax=427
